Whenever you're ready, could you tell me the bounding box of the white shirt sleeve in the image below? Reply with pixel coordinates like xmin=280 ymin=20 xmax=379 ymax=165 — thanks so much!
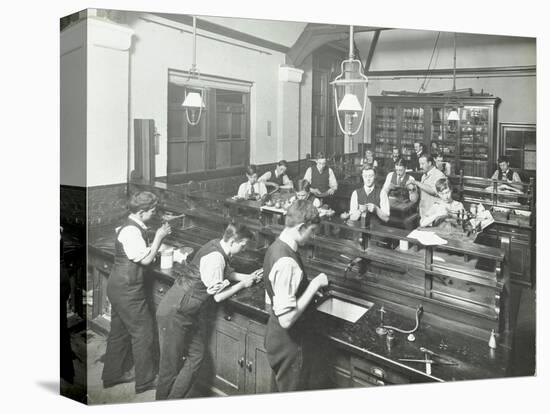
xmin=258 ymin=171 xmax=271 ymax=182
xmin=268 ymin=256 xmax=304 ymax=316
xmin=491 ymin=170 xmax=499 ymax=180
xmin=258 ymin=182 xmax=268 ymax=197
xmin=328 ymin=168 xmax=338 ymax=190
xmin=382 ymin=172 xmax=393 ymax=193
xmin=237 ymin=182 xmax=248 ymax=198
xmin=303 ymin=167 xmax=312 ymax=183
xmin=117 ymin=226 xmax=150 ymax=263
xmin=349 ymin=190 xmax=359 ymax=213
xmin=199 ymin=252 xmax=226 ymax=294
xmin=379 ymin=190 xmax=390 ymax=216
xmin=512 ymin=172 xmax=523 ymax=183
xmin=282 ymin=174 xmax=293 ymax=187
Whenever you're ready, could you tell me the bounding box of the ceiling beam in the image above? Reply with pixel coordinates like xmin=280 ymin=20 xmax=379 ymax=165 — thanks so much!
xmin=364 ymin=29 xmax=381 ymax=73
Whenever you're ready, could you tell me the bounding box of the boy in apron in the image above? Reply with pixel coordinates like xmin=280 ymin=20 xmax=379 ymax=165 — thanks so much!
xmin=263 ymin=199 xmax=329 ymax=391
xmin=102 ymin=191 xmax=171 ymax=393
xmin=155 ymin=223 xmax=262 ymax=400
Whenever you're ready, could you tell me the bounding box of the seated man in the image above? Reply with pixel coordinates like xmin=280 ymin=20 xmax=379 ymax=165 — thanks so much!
xmin=259 ymin=160 xmax=294 ymax=191
xmin=237 ymin=165 xmax=268 ymax=200
xmin=360 ymin=149 xmax=378 ymax=169
xmin=303 ymin=152 xmax=338 ymax=201
xmin=420 ymin=178 xmax=465 ymax=229
xmin=490 ymin=155 xmax=523 ymax=190
xmin=349 ymin=165 xmax=390 ymax=223
xmin=434 ymin=152 xmax=452 ymax=176
xmin=382 ymin=158 xmax=418 ymax=204
xmin=384 ymin=146 xmax=402 ymax=173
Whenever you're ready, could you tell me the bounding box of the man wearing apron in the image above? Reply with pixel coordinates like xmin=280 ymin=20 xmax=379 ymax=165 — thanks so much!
xmin=101 ymin=191 xmax=171 ymax=394
xmin=155 ymin=223 xmax=262 ymax=400
xmin=263 ymin=200 xmax=329 ymax=392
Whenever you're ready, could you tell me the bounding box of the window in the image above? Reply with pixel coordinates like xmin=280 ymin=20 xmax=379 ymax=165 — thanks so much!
xmin=167 ymin=70 xmax=251 ymax=179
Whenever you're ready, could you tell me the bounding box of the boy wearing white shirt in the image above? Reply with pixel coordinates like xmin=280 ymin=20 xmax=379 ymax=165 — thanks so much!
xmin=102 ymin=191 xmax=171 ymax=394
xmin=237 ymin=164 xmax=268 ymax=199
xmin=156 ymin=223 xmax=261 ymax=400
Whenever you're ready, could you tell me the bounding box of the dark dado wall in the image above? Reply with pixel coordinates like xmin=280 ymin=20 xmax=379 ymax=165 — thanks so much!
xmin=87 ymin=183 xmax=128 ymax=226
xmin=60 ymin=185 xmax=86 ymax=228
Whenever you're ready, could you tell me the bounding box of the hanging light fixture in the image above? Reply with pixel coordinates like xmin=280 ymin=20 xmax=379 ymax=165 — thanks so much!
xmin=446 ymin=32 xmax=461 ymax=122
xmin=181 ymin=16 xmax=205 ymax=126
xmin=331 ymin=26 xmax=369 ymax=137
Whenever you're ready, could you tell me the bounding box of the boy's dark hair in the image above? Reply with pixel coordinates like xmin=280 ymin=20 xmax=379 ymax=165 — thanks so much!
xmin=223 ymin=223 xmax=254 ymax=243
xmin=435 ymin=178 xmax=451 ymax=193
xmin=498 ymin=155 xmax=509 ymax=164
xmin=296 ymin=179 xmax=311 ymax=193
xmin=285 ymin=199 xmax=320 ymax=228
xmin=245 ymin=165 xmax=258 ymax=176
xmin=128 ymin=191 xmax=159 ymax=213
xmin=277 ymin=160 xmax=288 ymax=168
xmin=419 ymin=153 xmax=434 ymax=165
xmin=316 ymin=151 xmax=326 ymax=160
xmin=361 ymin=164 xmax=376 ymax=174
xmin=394 ymin=158 xmax=407 ymax=168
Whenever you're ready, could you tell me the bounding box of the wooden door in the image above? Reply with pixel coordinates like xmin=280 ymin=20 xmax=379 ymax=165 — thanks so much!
xmin=210 ymin=316 xmax=247 ymax=395
xmin=244 ymin=332 xmax=275 ymax=394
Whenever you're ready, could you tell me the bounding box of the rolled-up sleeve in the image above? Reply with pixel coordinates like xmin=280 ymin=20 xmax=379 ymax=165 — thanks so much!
xmin=268 ymin=257 xmax=304 ymax=316
xmin=200 ymin=252 xmax=227 ymax=294
xmin=328 ymin=168 xmax=338 ymax=190
xmin=118 ymin=226 xmax=150 ymax=263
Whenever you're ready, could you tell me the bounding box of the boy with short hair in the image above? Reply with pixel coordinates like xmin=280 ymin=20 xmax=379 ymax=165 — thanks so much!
xmin=237 ymin=164 xmax=268 ymax=199
xmin=263 ymin=199 xmax=329 ymax=392
xmin=420 ymin=178 xmax=465 ymax=228
xmin=156 ymin=223 xmax=262 ymax=400
xmin=102 ymin=191 xmax=171 ymax=394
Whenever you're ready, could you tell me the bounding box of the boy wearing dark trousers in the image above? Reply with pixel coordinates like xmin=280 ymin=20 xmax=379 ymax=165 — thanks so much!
xmin=101 ymin=191 xmax=171 ymax=393
xmin=263 ymin=200 xmax=329 ymax=392
xmin=155 ymin=223 xmax=262 ymax=400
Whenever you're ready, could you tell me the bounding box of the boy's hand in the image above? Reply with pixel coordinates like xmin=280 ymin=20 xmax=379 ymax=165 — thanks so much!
xmin=156 ymin=223 xmax=171 ymax=239
xmin=314 ymin=273 xmax=329 ymax=290
xmin=251 ymin=268 xmax=264 ymax=283
xmin=242 ymin=274 xmax=257 ymax=288
xmin=366 ymin=203 xmax=377 ymax=213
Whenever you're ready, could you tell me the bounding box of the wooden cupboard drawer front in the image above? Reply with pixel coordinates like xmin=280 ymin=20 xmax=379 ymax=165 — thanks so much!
xmin=351 ymin=356 xmax=410 ymax=384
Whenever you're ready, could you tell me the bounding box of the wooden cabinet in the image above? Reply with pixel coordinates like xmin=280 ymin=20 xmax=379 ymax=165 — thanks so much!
xmin=370 ymin=95 xmax=500 ymax=176
xmin=207 ymin=310 xmax=275 ymax=396
xmin=499 ymin=122 xmax=536 ymax=180
xmin=88 ymin=253 xmax=113 ymax=333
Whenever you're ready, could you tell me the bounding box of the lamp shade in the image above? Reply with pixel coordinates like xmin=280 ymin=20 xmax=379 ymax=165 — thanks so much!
xmin=182 ymin=91 xmax=205 ymax=109
xmin=448 ymin=110 xmax=459 ymax=121
xmin=338 ymin=93 xmax=363 ymax=113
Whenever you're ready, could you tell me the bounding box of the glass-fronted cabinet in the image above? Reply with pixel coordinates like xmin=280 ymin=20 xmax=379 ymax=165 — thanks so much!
xmin=370 ymin=96 xmax=500 ymax=176
xmin=499 ymin=123 xmax=536 ymax=179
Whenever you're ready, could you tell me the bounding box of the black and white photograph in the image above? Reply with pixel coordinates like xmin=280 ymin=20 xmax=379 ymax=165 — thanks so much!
xmin=57 ymin=5 xmax=540 ymax=406
xmin=3 ymin=1 xmax=544 ymax=413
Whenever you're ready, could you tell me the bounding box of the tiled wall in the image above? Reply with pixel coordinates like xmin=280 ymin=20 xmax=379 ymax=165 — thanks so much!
xmin=87 ymin=184 xmax=128 ymax=226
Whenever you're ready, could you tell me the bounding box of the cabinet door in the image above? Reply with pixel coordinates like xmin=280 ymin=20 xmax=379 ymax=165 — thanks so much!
xmin=210 ymin=317 xmax=247 ymax=395
xmin=244 ymin=332 xmax=275 ymax=395
xmin=509 ymin=238 xmax=532 ymax=286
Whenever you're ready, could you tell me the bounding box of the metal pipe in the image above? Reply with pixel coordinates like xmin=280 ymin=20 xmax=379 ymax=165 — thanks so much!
xmin=349 ymin=26 xmax=354 ymax=59
xmin=192 ymin=16 xmax=197 ymax=72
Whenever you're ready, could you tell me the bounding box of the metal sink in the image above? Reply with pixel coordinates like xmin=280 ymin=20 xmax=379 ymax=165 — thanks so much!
xmin=316 ymin=291 xmax=373 ymax=323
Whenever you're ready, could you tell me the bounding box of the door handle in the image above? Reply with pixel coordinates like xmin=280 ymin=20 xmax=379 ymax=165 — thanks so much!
xmin=238 ymin=357 xmax=245 ymax=368
xmin=246 ymin=360 xmax=253 ymax=372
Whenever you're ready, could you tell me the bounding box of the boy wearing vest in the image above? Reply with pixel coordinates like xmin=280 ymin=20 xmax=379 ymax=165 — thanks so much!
xmin=155 ymin=223 xmax=261 ymax=400
xmin=259 ymin=160 xmax=294 ymax=190
xmin=490 ymin=155 xmax=523 ymax=190
xmin=101 ymin=191 xmax=171 ymax=393
xmin=382 ymin=158 xmax=418 ymax=203
xmin=303 ymin=152 xmax=338 ymax=200
xmin=263 ymin=200 xmax=329 ymax=392
xmin=349 ymin=165 xmax=390 ymax=223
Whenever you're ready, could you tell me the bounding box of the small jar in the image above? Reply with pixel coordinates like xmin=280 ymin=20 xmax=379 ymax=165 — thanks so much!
xmin=160 ymin=248 xmax=174 ymax=269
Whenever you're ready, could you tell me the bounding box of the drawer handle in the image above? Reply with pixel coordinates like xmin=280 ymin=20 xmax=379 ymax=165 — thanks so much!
xmin=224 ymin=314 xmax=232 ymax=321
xmin=103 ymin=263 xmax=109 ymax=269
xmin=246 ymin=361 xmax=253 ymax=372
xmin=371 ymin=367 xmax=385 ymax=378
xmin=238 ymin=357 xmax=244 ymax=368
xmin=157 ymin=287 xmax=165 ymax=294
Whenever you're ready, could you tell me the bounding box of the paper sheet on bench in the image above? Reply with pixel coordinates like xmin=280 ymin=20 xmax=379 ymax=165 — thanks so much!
xmin=407 ymin=230 xmax=448 ymax=246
